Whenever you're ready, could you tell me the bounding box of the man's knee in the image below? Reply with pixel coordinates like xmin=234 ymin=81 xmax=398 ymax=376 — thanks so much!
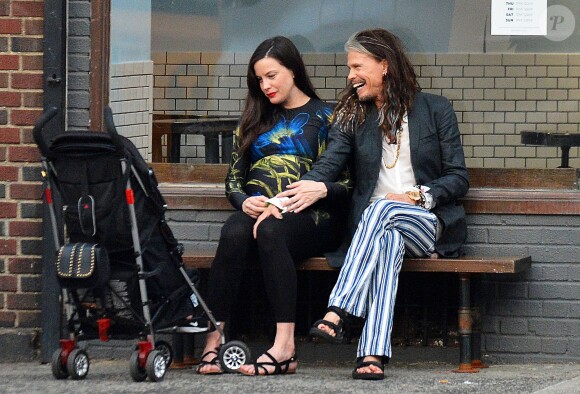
xmin=362 ymin=199 xmax=397 ymax=222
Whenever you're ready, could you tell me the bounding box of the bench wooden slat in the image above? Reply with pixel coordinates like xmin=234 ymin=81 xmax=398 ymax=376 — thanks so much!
xmin=182 ymin=253 xmax=531 ymax=274
xmin=160 ymin=187 xmax=580 ymax=215
xmin=151 ymin=163 xmax=578 ymax=190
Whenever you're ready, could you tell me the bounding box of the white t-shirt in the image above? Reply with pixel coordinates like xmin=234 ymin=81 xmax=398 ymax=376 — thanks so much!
xmin=370 ymin=115 xmax=416 ymax=202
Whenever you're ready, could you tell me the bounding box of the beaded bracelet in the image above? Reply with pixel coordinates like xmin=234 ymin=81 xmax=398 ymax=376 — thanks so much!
xmin=414 ymin=185 xmax=427 ymax=209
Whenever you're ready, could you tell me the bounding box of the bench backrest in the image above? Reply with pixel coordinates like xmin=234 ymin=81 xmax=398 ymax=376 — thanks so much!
xmin=151 ymin=163 xmax=578 ymax=190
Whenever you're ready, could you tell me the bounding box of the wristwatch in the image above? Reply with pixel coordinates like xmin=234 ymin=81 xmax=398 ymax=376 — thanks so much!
xmin=405 ymin=189 xmax=421 ymax=204
xmin=405 ymin=186 xmax=427 ymax=208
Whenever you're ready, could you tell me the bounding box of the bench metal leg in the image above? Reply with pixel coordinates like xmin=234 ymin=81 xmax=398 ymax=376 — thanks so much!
xmin=170 ymin=333 xmax=198 ymax=369
xmin=184 ymin=334 xmax=197 ymax=365
xmin=172 ymin=333 xmax=184 ymax=367
xmin=204 ymin=133 xmax=220 ymax=163
xmin=559 ymin=145 xmax=571 ymax=168
xmin=169 ymin=124 xmax=181 ymax=163
xmin=470 ymin=276 xmax=488 ymax=369
xmin=471 ymin=306 xmax=488 ymax=369
xmin=221 ymin=132 xmax=233 ymax=164
xmin=454 ymin=273 xmax=479 ymax=373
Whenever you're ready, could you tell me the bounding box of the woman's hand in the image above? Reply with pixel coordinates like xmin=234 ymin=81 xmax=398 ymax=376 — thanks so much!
xmin=277 ymin=180 xmax=327 ymax=213
xmin=241 ymin=196 xmax=269 ymax=219
xmin=253 ymin=204 xmax=283 ymax=239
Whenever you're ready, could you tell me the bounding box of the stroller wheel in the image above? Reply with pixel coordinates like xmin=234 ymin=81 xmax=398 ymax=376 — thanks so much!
xmin=129 ymin=350 xmax=147 ymax=382
xmin=66 ymin=349 xmax=90 ymax=380
xmin=219 ymin=341 xmax=251 ymax=373
xmin=51 ymin=349 xmax=69 ymax=380
xmin=155 ymin=340 xmax=173 ymax=367
xmin=146 ymin=350 xmax=167 ymax=382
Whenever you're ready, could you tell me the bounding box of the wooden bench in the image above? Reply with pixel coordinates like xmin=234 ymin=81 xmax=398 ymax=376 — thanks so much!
xmin=182 ymin=252 xmax=531 ymax=373
xmin=153 ymin=165 xmax=574 ymax=368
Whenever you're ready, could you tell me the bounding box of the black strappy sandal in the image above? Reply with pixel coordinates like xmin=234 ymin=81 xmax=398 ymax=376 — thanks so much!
xmin=196 ymin=348 xmax=223 ymax=375
xmin=309 ymin=306 xmax=348 ymax=344
xmin=242 ymin=351 xmax=298 ymax=376
xmin=351 ymin=356 xmax=387 ymax=380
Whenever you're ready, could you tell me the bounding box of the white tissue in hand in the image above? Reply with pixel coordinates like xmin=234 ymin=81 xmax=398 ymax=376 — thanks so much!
xmin=265 ymin=196 xmax=290 ymax=213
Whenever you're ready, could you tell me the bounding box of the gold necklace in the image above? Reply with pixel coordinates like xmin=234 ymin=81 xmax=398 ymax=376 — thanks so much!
xmin=381 ymin=128 xmax=402 ymax=169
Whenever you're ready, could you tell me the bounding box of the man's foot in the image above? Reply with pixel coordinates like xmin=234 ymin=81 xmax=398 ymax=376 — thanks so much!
xmin=352 ymin=356 xmax=385 ymax=380
xmin=309 ymin=306 xmax=347 ymax=343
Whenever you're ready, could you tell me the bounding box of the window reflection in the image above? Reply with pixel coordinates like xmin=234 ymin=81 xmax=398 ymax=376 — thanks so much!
xmin=109 ymin=0 xmax=580 ymax=167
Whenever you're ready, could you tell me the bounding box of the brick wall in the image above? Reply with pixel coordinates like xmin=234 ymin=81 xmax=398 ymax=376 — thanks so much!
xmin=165 ymin=208 xmax=580 ymax=362
xmin=153 ymin=51 xmax=580 ymax=169
xmin=0 ymin=0 xmax=45 ymax=336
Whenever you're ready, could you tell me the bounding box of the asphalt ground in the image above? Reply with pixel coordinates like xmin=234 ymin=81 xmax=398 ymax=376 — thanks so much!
xmin=1 ymin=357 xmax=578 ymax=393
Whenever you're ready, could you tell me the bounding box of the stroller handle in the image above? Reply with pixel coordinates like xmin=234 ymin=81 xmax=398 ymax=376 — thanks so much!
xmin=104 ymin=106 xmax=120 ymax=138
xmin=34 ymin=106 xmax=123 ymax=154
xmin=104 ymin=106 xmax=125 ymax=152
xmin=33 ymin=106 xmax=59 ymax=156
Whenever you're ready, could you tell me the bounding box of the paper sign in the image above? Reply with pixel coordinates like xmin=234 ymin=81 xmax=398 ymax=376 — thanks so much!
xmin=491 ymin=0 xmax=547 ymax=35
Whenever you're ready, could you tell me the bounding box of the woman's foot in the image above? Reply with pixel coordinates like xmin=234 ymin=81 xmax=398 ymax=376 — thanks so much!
xmin=196 ymin=347 xmax=223 ymax=375
xmin=239 ymin=349 xmax=298 ymax=376
xmin=239 ymin=322 xmax=297 ymax=375
xmin=196 ymin=326 xmax=224 ymax=375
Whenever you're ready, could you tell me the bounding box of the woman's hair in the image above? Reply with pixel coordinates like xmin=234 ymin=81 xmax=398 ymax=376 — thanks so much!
xmin=237 ymin=36 xmax=318 ymax=154
xmin=334 ymin=28 xmax=421 ymax=138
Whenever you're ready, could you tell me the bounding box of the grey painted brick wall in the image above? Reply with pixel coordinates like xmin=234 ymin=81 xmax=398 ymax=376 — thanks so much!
xmin=166 ymin=208 xmax=580 ymax=362
xmin=67 ymin=0 xmax=91 ymax=129
xmin=465 ymin=214 xmax=580 ymax=363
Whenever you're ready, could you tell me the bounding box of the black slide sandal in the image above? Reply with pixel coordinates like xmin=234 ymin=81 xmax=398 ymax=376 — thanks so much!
xmin=309 ymin=306 xmax=347 ymax=344
xmin=351 ymin=358 xmax=385 ymax=380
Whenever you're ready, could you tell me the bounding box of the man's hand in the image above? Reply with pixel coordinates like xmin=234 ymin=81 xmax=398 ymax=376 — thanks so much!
xmin=241 ymin=196 xmax=269 ymax=219
xmin=277 ymin=180 xmax=327 ymax=213
xmin=253 ymin=204 xmax=283 ymax=238
xmin=385 ymin=192 xmax=415 ymax=205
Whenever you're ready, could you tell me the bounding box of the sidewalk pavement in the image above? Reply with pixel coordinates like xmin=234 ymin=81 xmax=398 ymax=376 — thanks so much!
xmin=0 ymin=358 xmax=578 ymax=393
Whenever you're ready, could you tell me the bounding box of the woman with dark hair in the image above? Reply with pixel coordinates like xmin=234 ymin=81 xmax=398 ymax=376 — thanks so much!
xmin=278 ymin=28 xmax=469 ymax=380
xmin=196 ymin=36 xmax=351 ymax=376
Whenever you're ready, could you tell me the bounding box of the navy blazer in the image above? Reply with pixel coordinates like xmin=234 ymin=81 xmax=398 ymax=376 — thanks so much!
xmin=303 ymin=92 xmax=470 ymax=267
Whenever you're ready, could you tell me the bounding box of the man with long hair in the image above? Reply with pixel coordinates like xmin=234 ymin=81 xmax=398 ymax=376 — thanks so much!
xmin=278 ymin=28 xmax=469 ymax=380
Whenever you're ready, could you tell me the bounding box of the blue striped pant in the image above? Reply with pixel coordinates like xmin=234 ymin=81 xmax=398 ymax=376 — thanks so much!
xmin=328 ymin=199 xmax=438 ymax=359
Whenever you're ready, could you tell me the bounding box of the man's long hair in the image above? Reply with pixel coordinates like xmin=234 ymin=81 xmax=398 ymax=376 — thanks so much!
xmin=334 ymin=29 xmax=420 ymax=139
xmin=238 ymin=36 xmax=318 ymax=154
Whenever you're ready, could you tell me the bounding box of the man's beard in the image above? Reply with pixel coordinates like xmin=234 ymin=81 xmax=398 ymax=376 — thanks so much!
xmin=352 ymin=84 xmax=378 ymax=104
xmin=356 ymin=92 xmax=375 ymax=103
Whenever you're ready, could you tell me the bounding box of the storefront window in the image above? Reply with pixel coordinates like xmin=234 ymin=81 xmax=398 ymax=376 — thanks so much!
xmin=152 ymin=0 xmax=579 ymax=53
xmin=109 ymin=0 xmax=579 ymax=168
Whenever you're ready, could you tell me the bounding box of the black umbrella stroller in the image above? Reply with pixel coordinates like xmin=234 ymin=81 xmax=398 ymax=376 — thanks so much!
xmin=33 ymin=107 xmax=251 ymax=382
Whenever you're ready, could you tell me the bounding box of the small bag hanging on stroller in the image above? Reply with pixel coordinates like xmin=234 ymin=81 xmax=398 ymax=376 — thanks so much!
xmin=33 ymin=107 xmax=250 ymax=382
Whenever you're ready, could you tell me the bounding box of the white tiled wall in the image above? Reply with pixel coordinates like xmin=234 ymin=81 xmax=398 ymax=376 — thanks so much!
xmin=109 ymin=61 xmax=154 ymax=161
xmin=153 ymin=52 xmax=580 ymax=169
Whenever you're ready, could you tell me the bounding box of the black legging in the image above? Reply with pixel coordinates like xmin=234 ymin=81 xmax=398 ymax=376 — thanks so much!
xmin=206 ymin=210 xmax=341 ymax=323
